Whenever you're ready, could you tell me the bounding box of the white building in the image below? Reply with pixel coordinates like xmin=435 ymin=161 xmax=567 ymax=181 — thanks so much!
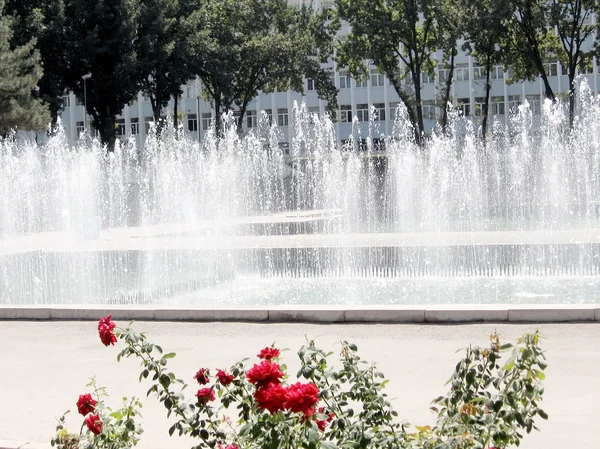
xmin=58 ymin=1 xmax=600 ymax=148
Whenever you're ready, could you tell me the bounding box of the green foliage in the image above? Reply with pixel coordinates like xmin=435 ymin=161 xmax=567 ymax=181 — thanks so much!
xmin=137 ymin=0 xmax=192 ymax=128
xmin=460 ymin=0 xmax=510 ymax=141
xmin=0 ymin=0 xmax=49 ymax=136
xmin=62 ymin=0 xmax=141 ymax=150
xmin=51 ymin=377 xmax=143 ymax=449
xmin=109 ymin=320 xmax=547 ymax=449
xmin=335 ymin=0 xmax=437 ymax=144
xmin=549 ymin=0 xmax=600 ymax=126
xmin=502 ymin=0 xmax=561 ymax=100
xmin=186 ymin=0 xmax=337 ymax=135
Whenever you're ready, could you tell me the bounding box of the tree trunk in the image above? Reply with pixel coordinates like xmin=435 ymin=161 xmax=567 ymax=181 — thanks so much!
xmin=568 ymin=68 xmax=576 ymax=128
xmin=173 ymin=95 xmax=179 ymax=130
xmin=412 ymin=70 xmax=424 ymax=146
xmin=440 ymin=50 xmax=456 ymax=134
xmin=98 ymin=115 xmax=116 ymax=152
xmin=481 ymin=56 xmax=493 ymax=145
xmin=214 ymin=96 xmax=222 ymax=138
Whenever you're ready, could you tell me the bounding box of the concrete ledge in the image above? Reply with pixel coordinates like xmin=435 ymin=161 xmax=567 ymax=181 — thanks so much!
xmin=425 ymin=305 xmax=509 ymax=322
xmin=508 ymin=304 xmax=596 ymax=322
xmin=1 ymin=304 xmax=599 ymax=323
xmin=152 ymin=307 xmax=269 ymax=321
xmin=344 ymin=306 xmax=425 ymax=322
xmin=268 ymin=306 xmax=345 ymax=323
xmin=0 ymin=306 xmax=51 ymax=320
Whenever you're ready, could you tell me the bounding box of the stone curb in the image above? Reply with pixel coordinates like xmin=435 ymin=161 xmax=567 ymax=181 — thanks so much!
xmin=0 ymin=304 xmax=598 ymax=323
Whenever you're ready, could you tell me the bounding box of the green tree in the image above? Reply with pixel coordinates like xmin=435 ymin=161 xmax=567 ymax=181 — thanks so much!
xmin=335 ymin=0 xmax=437 ymax=144
xmin=549 ymin=0 xmax=599 ymax=127
xmin=63 ymin=0 xmax=141 ymax=150
xmin=503 ymin=0 xmax=560 ymax=101
xmin=137 ymin=0 xmax=193 ymax=131
xmin=0 ymin=0 xmax=49 ymax=136
xmin=5 ymin=0 xmax=70 ymax=128
xmin=433 ymin=0 xmax=464 ymax=133
xmin=187 ymin=0 xmax=337 ymax=136
xmin=461 ymin=0 xmax=509 ymax=142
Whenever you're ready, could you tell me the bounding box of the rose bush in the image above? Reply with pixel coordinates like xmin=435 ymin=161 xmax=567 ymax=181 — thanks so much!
xmin=90 ymin=315 xmax=547 ymax=449
xmin=51 ymin=377 xmax=143 ymax=449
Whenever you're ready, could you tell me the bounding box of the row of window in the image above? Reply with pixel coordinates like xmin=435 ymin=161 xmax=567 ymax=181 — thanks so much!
xmin=71 ymin=93 xmax=551 ymax=138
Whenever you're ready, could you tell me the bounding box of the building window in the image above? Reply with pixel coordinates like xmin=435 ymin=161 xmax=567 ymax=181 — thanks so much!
xmin=474 ymin=97 xmax=486 ymax=116
xmin=473 ymin=65 xmax=484 ymax=81
xmin=144 ymin=117 xmax=153 ymax=133
xmin=371 ymin=69 xmax=385 ymax=87
xmin=307 ymin=78 xmax=317 ymax=91
xmin=356 ymin=104 xmax=369 ymax=121
xmin=339 ymin=71 xmax=351 ymax=89
xmin=278 ymin=142 xmax=290 ymax=155
xmin=492 ymin=97 xmax=505 ymax=116
xmin=187 ymin=113 xmax=198 ymax=132
xmin=373 ymin=103 xmax=386 ymax=121
xmin=202 ymin=113 xmax=212 ymax=130
xmin=455 ymin=63 xmax=469 ymax=82
xmin=246 ymin=110 xmax=257 ymax=128
xmin=508 ymin=95 xmax=522 ymax=114
xmin=492 ymin=66 xmax=504 ymax=79
xmin=544 ymin=62 xmax=558 ymax=76
xmin=356 ymin=77 xmax=368 ymax=88
xmin=340 ymin=105 xmax=352 ymax=123
xmin=389 ymin=102 xmax=400 ymax=121
xmin=115 ymin=119 xmax=126 ymax=136
xmin=62 ymin=95 xmax=70 ymax=108
xmin=142 ymin=93 xmax=150 ymax=102
xmin=457 ymin=98 xmax=470 ymax=116
xmin=277 ymin=108 xmax=289 ymax=126
xmin=421 ymin=72 xmax=435 ymax=84
xmin=185 ymin=86 xmax=194 ymax=99
xmin=75 ymin=96 xmax=84 ymax=107
xmin=130 ymin=117 xmax=139 ymax=135
xmin=438 ymin=65 xmax=449 ymax=83
xmin=422 ymin=101 xmax=436 ymax=120
xmin=76 ymin=121 xmax=85 ymax=137
xmin=525 ymin=94 xmax=541 ymax=114
xmin=263 ymin=109 xmax=273 ymax=125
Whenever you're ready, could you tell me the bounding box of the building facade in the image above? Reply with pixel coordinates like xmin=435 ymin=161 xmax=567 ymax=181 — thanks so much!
xmin=57 ymin=2 xmax=600 ymax=148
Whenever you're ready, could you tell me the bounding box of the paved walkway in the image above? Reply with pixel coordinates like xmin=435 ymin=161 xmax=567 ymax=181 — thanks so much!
xmin=0 ymin=321 xmax=598 ymax=449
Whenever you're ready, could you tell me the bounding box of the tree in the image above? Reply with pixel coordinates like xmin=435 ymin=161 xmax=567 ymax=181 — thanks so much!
xmin=63 ymin=0 xmax=141 ymax=150
xmin=549 ymin=0 xmax=599 ymax=127
xmin=433 ymin=0 xmax=464 ymax=133
xmin=5 ymin=0 xmax=70 ymax=128
xmin=503 ymin=0 xmax=560 ymax=102
xmin=186 ymin=0 xmax=337 ymax=136
xmin=461 ymin=0 xmax=509 ymax=142
xmin=0 ymin=0 xmax=49 ymax=136
xmin=137 ymin=0 xmax=193 ymax=131
xmin=335 ymin=0 xmax=437 ymax=144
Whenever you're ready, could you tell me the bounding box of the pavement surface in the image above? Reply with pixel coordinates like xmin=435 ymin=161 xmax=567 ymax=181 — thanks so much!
xmin=0 ymin=321 xmax=598 ymax=449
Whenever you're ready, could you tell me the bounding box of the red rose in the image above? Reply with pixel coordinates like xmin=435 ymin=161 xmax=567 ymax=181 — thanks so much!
xmin=216 ymin=369 xmax=234 ymax=386
xmin=76 ymin=393 xmax=98 ymax=416
xmin=98 ymin=315 xmax=117 ymax=346
xmin=219 ymin=445 xmax=239 ymax=449
xmin=314 ymin=407 xmax=335 ymax=431
xmin=284 ymin=382 xmax=320 ymax=415
xmin=194 ymin=368 xmax=210 ymax=385
xmin=195 ymin=388 xmax=215 ymax=404
xmin=246 ymin=360 xmax=284 ymax=388
xmin=257 ymin=347 xmax=280 ymax=360
xmin=254 ymin=383 xmax=288 ymax=414
xmin=85 ymin=413 xmax=102 ymax=435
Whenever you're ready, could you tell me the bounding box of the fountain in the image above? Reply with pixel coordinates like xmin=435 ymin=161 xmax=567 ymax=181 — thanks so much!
xmin=2 ymin=84 xmax=600 ymax=306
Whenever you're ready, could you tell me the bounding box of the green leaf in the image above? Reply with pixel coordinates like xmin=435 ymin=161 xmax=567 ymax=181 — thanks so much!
xmin=163 ymin=352 xmax=176 ymax=359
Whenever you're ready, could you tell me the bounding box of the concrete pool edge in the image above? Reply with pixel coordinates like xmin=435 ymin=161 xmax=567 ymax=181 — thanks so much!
xmin=0 ymin=304 xmax=598 ymax=323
